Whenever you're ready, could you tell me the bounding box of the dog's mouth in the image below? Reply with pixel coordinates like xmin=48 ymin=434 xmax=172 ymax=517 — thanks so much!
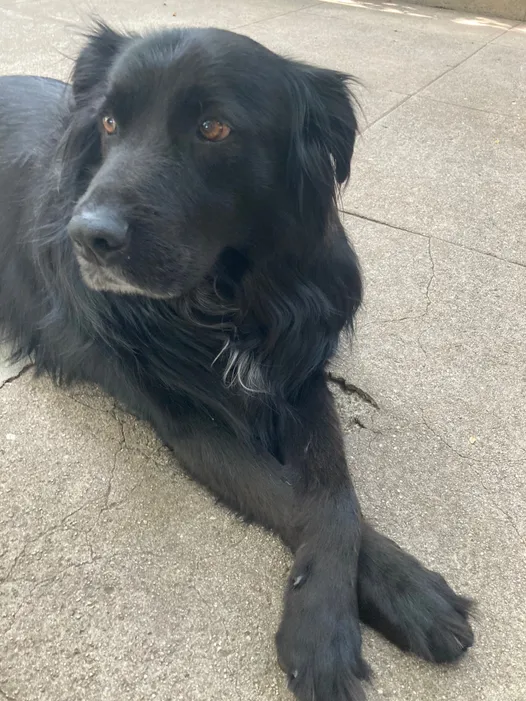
xmin=73 ymin=245 xmax=184 ymax=300
xmin=75 ymin=252 xmax=154 ymax=296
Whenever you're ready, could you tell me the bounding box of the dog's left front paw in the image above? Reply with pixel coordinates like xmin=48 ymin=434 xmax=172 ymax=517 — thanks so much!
xmin=276 ymin=563 xmax=369 ymax=701
xmin=358 ymin=534 xmax=474 ymax=664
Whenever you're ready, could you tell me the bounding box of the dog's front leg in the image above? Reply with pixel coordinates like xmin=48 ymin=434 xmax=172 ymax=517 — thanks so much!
xmin=165 ymin=372 xmax=368 ymax=701
xmin=275 ymin=373 xmax=368 ymax=701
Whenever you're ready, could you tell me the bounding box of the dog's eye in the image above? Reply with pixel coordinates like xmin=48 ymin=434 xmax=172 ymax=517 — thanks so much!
xmin=199 ymin=119 xmax=231 ymax=142
xmin=101 ymin=115 xmax=118 ymax=135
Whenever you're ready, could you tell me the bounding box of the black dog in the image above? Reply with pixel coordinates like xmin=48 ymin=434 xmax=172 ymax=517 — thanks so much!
xmin=0 ymin=24 xmax=473 ymax=700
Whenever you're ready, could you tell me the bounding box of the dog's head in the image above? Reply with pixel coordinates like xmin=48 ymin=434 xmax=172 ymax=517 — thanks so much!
xmin=66 ymin=23 xmax=357 ymax=298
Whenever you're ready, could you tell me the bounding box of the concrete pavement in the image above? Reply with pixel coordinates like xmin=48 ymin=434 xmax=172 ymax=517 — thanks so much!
xmin=1 ymin=1 xmax=525 ymax=699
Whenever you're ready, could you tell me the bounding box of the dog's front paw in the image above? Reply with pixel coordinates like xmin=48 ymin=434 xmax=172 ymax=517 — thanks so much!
xmin=398 ymin=568 xmax=474 ymax=663
xmin=358 ymin=533 xmax=474 ymax=664
xmin=276 ymin=564 xmax=369 ymax=701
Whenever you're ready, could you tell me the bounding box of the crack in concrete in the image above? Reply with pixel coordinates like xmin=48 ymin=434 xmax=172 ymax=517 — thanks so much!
xmin=478 ymin=476 xmax=525 ymax=550
xmin=64 ymin=391 xmax=168 ymax=468
xmin=70 ymin=403 xmax=164 ymax=540
xmin=358 ymin=18 xmax=519 ymax=136
xmin=85 ymin=412 xmax=128 ymax=533
xmin=1 ymin=551 xmax=119 ymax=637
xmin=420 ymin=409 xmax=524 ymax=465
xmin=344 ymin=210 xmax=526 ymax=270
xmin=359 ymin=236 xmax=436 ymax=331
xmin=420 ymin=410 xmax=525 ymax=550
xmin=0 ymin=545 xmax=28 ymax=586
xmin=423 ymin=237 xmax=436 ymax=318
xmin=63 ymin=392 xmax=115 ymax=416
xmin=232 ymin=1 xmax=320 ymax=31
xmin=0 ymin=362 xmax=33 ymax=390
xmin=422 ymin=93 xmax=526 ymax=121
xmin=28 ymin=558 xmax=99 ymax=592
xmin=326 ymin=371 xmax=380 ymax=409
xmin=361 ymin=314 xmax=424 ymax=327
xmin=107 ymin=410 xmax=127 ymax=507
xmin=1 ymin=600 xmax=26 ymax=637
xmin=82 ymin=529 xmax=96 ymax=564
xmin=421 ymin=410 xmax=476 ymax=462
xmin=0 ymin=498 xmax=103 ymax=584
xmin=417 ymin=237 xmax=435 ymax=358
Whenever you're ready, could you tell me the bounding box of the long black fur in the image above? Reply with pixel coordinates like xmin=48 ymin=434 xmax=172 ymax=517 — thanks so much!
xmin=0 ymin=24 xmax=473 ymax=701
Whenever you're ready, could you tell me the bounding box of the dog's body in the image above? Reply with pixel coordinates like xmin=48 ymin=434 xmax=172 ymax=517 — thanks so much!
xmin=0 ymin=25 xmax=473 ymax=701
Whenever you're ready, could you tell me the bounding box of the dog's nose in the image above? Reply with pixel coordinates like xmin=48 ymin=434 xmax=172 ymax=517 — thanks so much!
xmin=68 ymin=208 xmax=129 ymax=262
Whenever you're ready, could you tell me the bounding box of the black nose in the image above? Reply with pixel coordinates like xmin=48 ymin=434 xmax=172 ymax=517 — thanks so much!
xmin=68 ymin=208 xmax=129 ymax=263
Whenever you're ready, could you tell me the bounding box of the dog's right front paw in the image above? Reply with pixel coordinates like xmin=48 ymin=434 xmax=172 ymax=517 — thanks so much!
xmin=276 ymin=564 xmax=369 ymax=701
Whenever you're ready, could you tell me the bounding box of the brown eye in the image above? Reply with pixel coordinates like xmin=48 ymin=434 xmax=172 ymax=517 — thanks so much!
xmin=199 ymin=119 xmax=231 ymax=142
xmin=101 ymin=115 xmax=117 ymax=135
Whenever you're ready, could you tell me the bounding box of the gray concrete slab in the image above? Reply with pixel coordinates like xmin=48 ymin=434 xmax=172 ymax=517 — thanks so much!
xmin=422 ymin=41 xmax=526 ymax=118
xmin=415 ymin=0 xmax=526 ymax=21
xmin=1 ymin=0 xmax=314 ymax=30
xmin=334 ymin=396 xmax=526 ymax=701
xmin=493 ymin=21 xmax=526 ymax=46
xmin=242 ymin=1 xmax=512 ymax=95
xmin=0 ymin=374 xmax=290 ymax=701
xmin=344 ymin=97 xmax=526 ymax=265
xmin=0 ymin=0 xmax=316 ymax=80
xmin=1 ymin=1 xmax=525 ymax=701
xmin=0 ymin=12 xmax=74 ymax=78
xmin=333 ymin=214 xmax=526 ymax=513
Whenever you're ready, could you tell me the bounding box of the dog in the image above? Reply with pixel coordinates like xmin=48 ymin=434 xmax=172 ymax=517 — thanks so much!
xmin=0 ymin=23 xmax=473 ymax=701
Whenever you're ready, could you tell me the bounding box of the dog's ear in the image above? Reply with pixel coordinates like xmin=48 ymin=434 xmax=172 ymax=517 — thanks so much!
xmin=58 ymin=24 xmax=131 ymax=185
xmin=286 ymin=63 xmax=358 ymax=225
xmin=72 ymin=23 xmax=131 ymax=104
